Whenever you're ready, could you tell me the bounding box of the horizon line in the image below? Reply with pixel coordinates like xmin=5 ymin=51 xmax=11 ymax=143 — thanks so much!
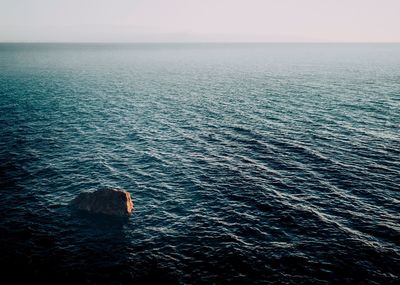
xmin=1 ymin=41 xmax=400 ymax=44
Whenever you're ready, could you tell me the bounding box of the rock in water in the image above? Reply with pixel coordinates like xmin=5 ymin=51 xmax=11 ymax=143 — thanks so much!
xmin=71 ymin=188 xmax=134 ymax=216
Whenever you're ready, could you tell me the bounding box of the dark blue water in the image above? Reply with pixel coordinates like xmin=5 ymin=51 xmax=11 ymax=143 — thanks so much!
xmin=0 ymin=43 xmax=399 ymax=284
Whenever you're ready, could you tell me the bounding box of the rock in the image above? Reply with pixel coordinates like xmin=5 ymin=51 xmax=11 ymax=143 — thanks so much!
xmin=71 ymin=188 xmax=134 ymax=216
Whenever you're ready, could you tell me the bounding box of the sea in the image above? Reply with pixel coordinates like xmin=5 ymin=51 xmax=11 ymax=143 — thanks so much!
xmin=0 ymin=43 xmax=399 ymax=284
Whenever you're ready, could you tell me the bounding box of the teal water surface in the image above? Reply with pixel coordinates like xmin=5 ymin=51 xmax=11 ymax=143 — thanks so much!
xmin=0 ymin=43 xmax=399 ymax=284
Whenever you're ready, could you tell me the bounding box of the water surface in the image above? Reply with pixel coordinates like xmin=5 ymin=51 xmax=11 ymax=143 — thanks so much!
xmin=0 ymin=43 xmax=399 ymax=284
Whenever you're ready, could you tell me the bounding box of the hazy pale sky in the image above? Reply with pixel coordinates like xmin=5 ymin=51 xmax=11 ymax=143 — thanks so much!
xmin=1 ymin=0 xmax=399 ymax=42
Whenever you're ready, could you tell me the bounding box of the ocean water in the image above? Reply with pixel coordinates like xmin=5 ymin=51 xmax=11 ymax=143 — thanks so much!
xmin=0 ymin=43 xmax=399 ymax=284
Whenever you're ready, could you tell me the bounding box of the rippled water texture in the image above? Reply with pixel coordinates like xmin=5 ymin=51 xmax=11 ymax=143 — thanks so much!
xmin=0 ymin=43 xmax=399 ymax=284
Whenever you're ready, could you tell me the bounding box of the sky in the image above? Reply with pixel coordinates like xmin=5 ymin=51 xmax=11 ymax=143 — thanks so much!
xmin=0 ymin=0 xmax=399 ymax=42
